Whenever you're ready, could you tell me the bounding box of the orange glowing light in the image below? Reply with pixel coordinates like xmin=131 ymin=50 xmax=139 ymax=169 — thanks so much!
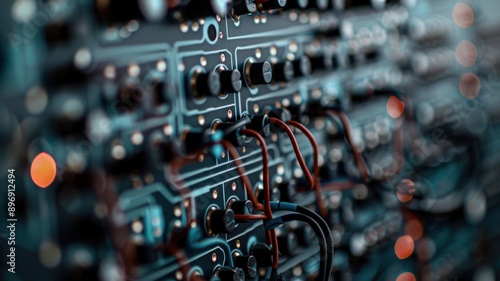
xmin=386 ymin=96 xmax=405 ymax=118
xmin=395 ymin=235 xmax=414 ymax=259
xmin=459 ymin=72 xmax=481 ymax=100
xmin=396 ymin=272 xmax=416 ymax=281
xmin=452 ymin=3 xmax=474 ymax=28
xmin=30 ymin=152 xmax=56 ymax=188
xmin=455 ymin=40 xmax=477 ymax=67
xmin=405 ymin=219 xmax=423 ymax=240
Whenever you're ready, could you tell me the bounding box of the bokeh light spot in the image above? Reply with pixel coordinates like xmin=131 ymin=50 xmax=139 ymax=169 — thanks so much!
xmin=452 ymin=3 xmax=474 ymax=28
xmin=455 ymin=40 xmax=477 ymax=67
xmin=386 ymin=96 xmax=405 ymax=118
xmin=396 ymin=272 xmax=416 ymax=281
xmin=395 ymin=235 xmax=414 ymax=259
xmin=405 ymin=219 xmax=423 ymax=240
xmin=459 ymin=72 xmax=481 ymax=100
xmin=417 ymin=237 xmax=436 ymax=261
xmin=31 ymin=152 xmax=57 ymax=188
xmin=397 ymin=179 xmax=415 ymax=202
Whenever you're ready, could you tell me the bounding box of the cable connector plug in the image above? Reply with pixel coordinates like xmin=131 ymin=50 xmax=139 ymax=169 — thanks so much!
xmin=268 ymin=108 xmax=291 ymax=132
xmin=246 ymin=114 xmax=271 ymax=137
xmin=215 ymin=122 xmax=245 ymax=147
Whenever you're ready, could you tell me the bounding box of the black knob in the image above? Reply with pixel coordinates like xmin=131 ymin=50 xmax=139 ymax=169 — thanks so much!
xmin=345 ymin=0 xmax=370 ymax=8
xmin=277 ymin=181 xmax=298 ymax=202
xmin=246 ymin=114 xmax=271 ymax=137
xmin=229 ymin=200 xmax=255 ymax=215
xmin=96 ymin=0 xmax=167 ymax=24
xmin=347 ymin=52 xmax=357 ymax=68
xmin=149 ymin=78 xmax=171 ymax=115
xmin=345 ymin=0 xmax=384 ymax=9
xmin=284 ymin=0 xmax=309 ymax=9
xmin=192 ymin=71 xmax=221 ymax=98
xmin=138 ymin=0 xmax=168 ymax=21
xmin=232 ymin=0 xmax=257 ymax=16
xmin=268 ymin=108 xmax=292 ymax=123
xmin=220 ymin=69 xmax=243 ymax=94
xmin=250 ymin=243 xmax=274 ymax=267
xmin=277 ymin=232 xmax=299 ymax=255
xmin=276 ymin=273 xmax=287 ymax=281
xmin=117 ymin=81 xmax=143 ymax=113
xmin=295 ymin=224 xmax=315 ymax=246
xmin=330 ymin=53 xmax=339 ymax=69
xmin=257 ymin=187 xmax=281 ymax=203
xmin=218 ymin=267 xmax=245 ymax=281
xmin=307 ymin=0 xmax=329 ymax=10
xmin=183 ymin=129 xmax=212 ymax=155
xmin=260 ymin=0 xmax=287 ymax=11
xmin=245 ymin=60 xmax=273 ymax=87
xmin=291 ymin=57 xmax=312 ymax=77
xmin=160 ymin=139 xmax=185 ymax=162
xmin=272 ymin=60 xmax=295 ymax=82
xmin=321 ymin=24 xmax=341 ymax=37
xmin=183 ymin=0 xmax=228 ymax=19
xmin=44 ymin=20 xmax=72 ymax=46
xmin=364 ymin=48 xmax=379 ymax=62
xmin=136 ymin=243 xmax=159 ymax=264
xmin=308 ymin=54 xmax=330 ymax=73
xmin=234 ymin=255 xmax=257 ymax=279
xmin=207 ymin=208 xmax=236 ymax=235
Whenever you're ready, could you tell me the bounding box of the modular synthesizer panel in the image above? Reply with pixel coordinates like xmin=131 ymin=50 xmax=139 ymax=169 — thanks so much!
xmin=1 ymin=0 xmax=500 ymax=280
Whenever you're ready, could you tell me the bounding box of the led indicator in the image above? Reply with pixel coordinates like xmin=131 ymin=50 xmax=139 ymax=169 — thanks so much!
xmin=31 ymin=152 xmax=56 ymax=188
